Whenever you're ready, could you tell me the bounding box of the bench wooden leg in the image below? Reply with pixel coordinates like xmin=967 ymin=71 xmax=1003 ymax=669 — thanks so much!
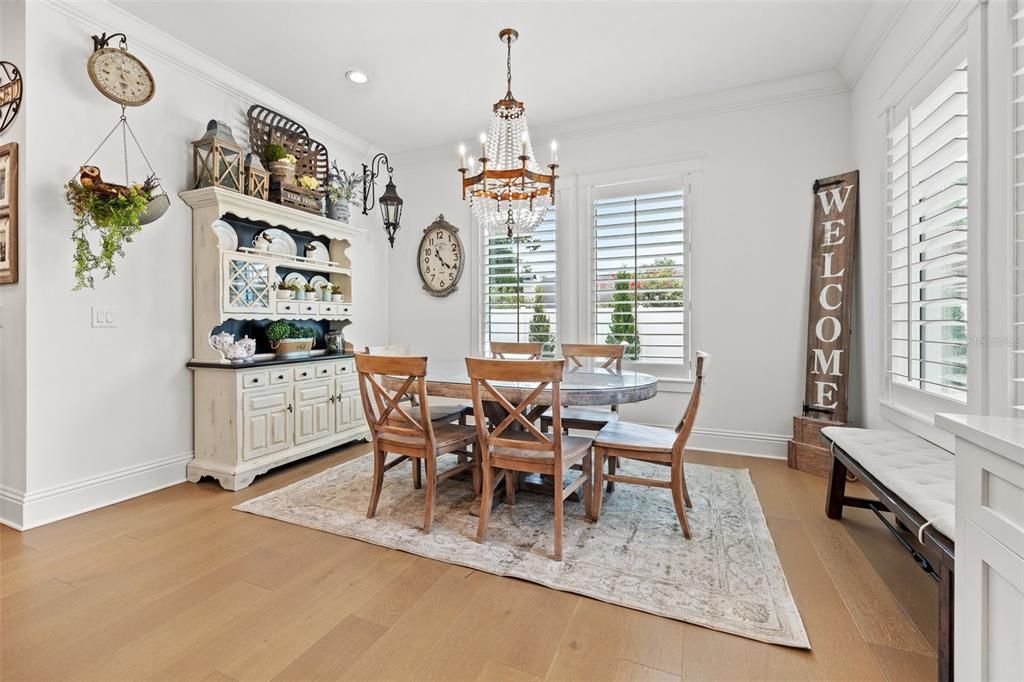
xmin=938 ymin=557 xmax=954 ymax=682
xmin=826 ymin=452 xmax=848 ymax=519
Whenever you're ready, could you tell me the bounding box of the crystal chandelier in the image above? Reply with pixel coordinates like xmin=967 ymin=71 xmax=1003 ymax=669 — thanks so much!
xmin=458 ymin=28 xmax=558 ymax=238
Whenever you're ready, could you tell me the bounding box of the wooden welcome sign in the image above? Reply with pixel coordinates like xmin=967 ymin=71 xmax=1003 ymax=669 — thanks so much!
xmin=788 ymin=170 xmax=858 ymax=476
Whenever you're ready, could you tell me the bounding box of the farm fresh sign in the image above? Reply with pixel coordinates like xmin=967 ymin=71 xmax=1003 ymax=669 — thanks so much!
xmin=802 ymin=171 xmax=858 ymax=423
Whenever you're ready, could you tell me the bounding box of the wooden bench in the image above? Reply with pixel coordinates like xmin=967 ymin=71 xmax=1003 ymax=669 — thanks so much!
xmin=821 ymin=427 xmax=955 ymax=682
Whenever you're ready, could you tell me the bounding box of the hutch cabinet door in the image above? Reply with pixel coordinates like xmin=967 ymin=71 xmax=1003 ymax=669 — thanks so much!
xmin=242 ymin=388 xmax=292 ymax=461
xmin=294 ymin=379 xmax=333 ymax=445
xmin=335 ymin=376 xmax=362 ymax=433
xmin=223 ymin=253 xmax=274 ymax=315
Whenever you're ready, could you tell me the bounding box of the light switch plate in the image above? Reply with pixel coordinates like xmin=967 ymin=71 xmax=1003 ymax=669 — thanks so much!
xmin=91 ymin=305 xmax=117 ymax=328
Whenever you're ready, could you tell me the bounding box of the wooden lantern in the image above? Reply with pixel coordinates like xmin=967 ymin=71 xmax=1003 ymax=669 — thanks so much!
xmin=243 ymin=152 xmax=269 ymax=201
xmin=192 ymin=119 xmax=243 ymax=192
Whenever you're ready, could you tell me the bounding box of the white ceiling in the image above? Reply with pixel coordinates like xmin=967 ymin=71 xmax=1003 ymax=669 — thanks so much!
xmin=112 ymin=1 xmax=872 ymax=153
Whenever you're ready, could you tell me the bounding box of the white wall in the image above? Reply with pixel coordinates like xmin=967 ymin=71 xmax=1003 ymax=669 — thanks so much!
xmin=846 ymin=0 xmax=1014 ymax=444
xmin=0 ymin=0 xmax=29 ymax=525
xmin=2 ymin=0 xmax=389 ymax=529
xmin=388 ymin=71 xmax=853 ymax=457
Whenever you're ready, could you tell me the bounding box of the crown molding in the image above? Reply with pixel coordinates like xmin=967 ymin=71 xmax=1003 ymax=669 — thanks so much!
xmin=37 ymin=0 xmax=376 ymax=162
xmin=838 ymin=0 xmax=911 ymax=90
xmin=394 ymin=69 xmax=849 ymax=168
xmin=876 ymin=0 xmax=969 ymax=103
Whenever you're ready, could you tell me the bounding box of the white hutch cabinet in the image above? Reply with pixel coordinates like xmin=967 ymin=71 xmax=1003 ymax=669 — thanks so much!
xmin=937 ymin=415 xmax=1024 ymax=682
xmin=181 ymin=187 xmax=369 ymax=490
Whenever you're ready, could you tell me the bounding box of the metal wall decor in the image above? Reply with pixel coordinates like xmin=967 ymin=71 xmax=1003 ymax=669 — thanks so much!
xmin=0 ymin=62 xmax=23 ymax=136
xmin=362 ymin=152 xmax=403 ymax=248
xmin=87 ymin=32 xmax=155 ymax=107
xmin=458 ymin=28 xmax=558 ymax=238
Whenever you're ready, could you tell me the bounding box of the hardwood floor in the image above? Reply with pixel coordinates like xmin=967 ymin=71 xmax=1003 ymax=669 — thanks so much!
xmin=0 ymin=443 xmax=937 ymax=681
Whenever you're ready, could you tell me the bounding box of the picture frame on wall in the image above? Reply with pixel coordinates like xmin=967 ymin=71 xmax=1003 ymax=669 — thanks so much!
xmin=0 ymin=142 xmax=18 ymax=285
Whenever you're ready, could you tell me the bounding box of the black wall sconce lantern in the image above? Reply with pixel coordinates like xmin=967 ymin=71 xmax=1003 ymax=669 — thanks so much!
xmin=362 ymin=152 xmax=404 ymax=248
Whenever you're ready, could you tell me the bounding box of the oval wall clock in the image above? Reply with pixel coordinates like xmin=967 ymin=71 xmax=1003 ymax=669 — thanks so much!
xmin=87 ymin=34 xmax=155 ymax=107
xmin=417 ymin=214 xmax=464 ymax=297
xmin=0 ymin=61 xmax=23 ymax=135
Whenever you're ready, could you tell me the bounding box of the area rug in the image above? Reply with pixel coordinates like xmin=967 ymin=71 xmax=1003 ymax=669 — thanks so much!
xmin=235 ymin=456 xmax=810 ymax=648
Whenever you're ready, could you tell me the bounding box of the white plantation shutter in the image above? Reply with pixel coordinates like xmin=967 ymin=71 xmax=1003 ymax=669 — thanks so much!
xmin=481 ymin=208 xmax=557 ymax=356
xmin=592 ymin=188 xmax=687 ymax=363
xmin=1013 ymin=3 xmax=1024 ymax=412
xmin=886 ymin=62 xmax=969 ymax=401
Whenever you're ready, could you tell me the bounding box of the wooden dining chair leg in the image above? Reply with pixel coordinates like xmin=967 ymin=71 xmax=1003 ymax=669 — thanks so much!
xmin=606 ymin=456 xmax=617 ymax=493
xmin=670 ymin=457 xmax=692 ymax=539
xmin=412 ymin=457 xmax=422 ymax=490
xmin=504 ymin=470 xmax=517 ymax=505
xmin=367 ymin=444 xmax=386 ymax=518
xmin=583 ymin=452 xmax=595 ymax=521
xmin=476 ymin=464 xmax=494 ymax=543
xmin=470 ymin=449 xmax=482 ymax=497
xmin=593 ymin=449 xmax=605 ymax=521
xmin=682 ymin=475 xmax=693 ymax=509
xmin=423 ymin=454 xmax=437 ymax=533
xmin=553 ymin=468 xmax=564 ymax=561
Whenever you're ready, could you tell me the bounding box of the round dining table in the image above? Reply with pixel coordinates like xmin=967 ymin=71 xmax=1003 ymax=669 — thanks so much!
xmin=384 ymin=359 xmax=659 ymax=505
xmin=391 ymin=359 xmax=659 ymax=409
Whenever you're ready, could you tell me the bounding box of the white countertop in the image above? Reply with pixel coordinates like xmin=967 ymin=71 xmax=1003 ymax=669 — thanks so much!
xmin=936 ymin=414 xmax=1024 ymax=465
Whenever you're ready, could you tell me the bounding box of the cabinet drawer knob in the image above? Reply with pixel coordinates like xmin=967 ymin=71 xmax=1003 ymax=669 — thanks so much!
xmin=287 ymin=404 xmax=293 ymax=413
xmin=277 ymin=374 xmax=285 ymax=380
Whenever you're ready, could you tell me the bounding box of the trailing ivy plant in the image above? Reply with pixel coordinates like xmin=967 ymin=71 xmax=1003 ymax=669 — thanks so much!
xmin=64 ymin=177 xmax=156 ymax=290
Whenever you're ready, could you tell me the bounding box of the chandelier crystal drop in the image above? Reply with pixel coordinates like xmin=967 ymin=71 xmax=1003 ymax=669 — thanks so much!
xmin=459 ymin=28 xmax=558 ymax=238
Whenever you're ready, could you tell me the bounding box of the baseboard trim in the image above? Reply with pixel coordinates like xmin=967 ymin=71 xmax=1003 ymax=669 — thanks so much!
xmin=1 ymin=453 xmax=192 ymax=531
xmin=631 ymin=424 xmax=790 ymax=460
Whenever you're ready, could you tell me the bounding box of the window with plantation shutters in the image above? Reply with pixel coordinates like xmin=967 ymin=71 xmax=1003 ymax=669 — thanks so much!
xmin=1013 ymin=3 xmax=1024 ymax=412
xmin=592 ymin=188 xmax=687 ymax=364
xmin=886 ymin=62 xmax=968 ymax=402
xmin=481 ymin=208 xmax=557 ymax=356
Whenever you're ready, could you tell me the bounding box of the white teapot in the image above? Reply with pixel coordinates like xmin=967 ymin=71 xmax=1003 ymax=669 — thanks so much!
xmin=210 ymin=332 xmax=256 ymax=364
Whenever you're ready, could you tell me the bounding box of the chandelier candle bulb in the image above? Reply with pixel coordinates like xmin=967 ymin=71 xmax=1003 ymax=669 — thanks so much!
xmin=459 ymin=144 xmax=466 ymax=168
xmin=551 ymin=140 xmax=558 ymax=163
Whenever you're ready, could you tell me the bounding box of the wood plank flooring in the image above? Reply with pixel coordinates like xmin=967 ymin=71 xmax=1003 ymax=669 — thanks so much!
xmin=0 ymin=443 xmax=937 ymax=681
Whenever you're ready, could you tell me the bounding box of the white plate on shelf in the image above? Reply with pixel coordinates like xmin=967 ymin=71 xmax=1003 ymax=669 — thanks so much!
xmin=283 ymin=272 xmax=308 ymax=289
xmin=257 ymin=228 xmax=297 ymax=257
xmin=305 ymin=241 xmax=330 ymax=262
xmin=309 ymin=275 xmax=330 ymax=292
xmin=210 ymin=219 xmax=238 ymax=251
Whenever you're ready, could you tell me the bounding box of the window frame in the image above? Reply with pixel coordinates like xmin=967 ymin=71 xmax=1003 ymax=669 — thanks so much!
xmin=478 ymin=207 xmax=559 ymax=357
xmin=577 ymin=161 xmax=701 ymax=381
xmin=879 ymin=33 xmax=988 ymax=428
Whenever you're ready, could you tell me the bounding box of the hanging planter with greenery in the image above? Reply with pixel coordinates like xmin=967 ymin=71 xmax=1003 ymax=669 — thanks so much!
xmin=65 ymin=112 xmax=169 ymax=290
xmin=65 ymin=170 xmax=163 ymax=290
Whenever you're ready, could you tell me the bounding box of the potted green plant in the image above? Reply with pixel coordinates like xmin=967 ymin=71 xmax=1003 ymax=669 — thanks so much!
xmin=325 ymin=162 xmax=362 ymax=222
xmin=264 ymin=144 xmax=297 ymax=185
xmin=276 ymin=282 xmax=297 ymax=300
xmin=266 ymin=320 xmax=315 ymax=359
xmin=330 ymin=284 xmax=344 ymax=303
xmin=64 ymin=172 xmax=160 ymax=290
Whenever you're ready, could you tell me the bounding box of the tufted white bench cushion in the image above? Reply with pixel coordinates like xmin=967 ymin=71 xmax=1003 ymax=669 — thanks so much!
xmin=822 ymin=427 xmax=956 ymax=541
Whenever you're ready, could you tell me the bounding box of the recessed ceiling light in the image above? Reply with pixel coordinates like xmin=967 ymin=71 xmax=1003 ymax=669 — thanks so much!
xmin=346 ymin=70 xmax=369 ymax=84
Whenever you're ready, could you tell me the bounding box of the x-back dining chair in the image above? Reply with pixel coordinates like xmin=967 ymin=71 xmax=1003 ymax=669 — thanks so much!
xmin=355 ymin=353 xmax=480 ymax=533
xmin=592 ymin=351 xmax=709 ymax=538
xmin=540 ymin=342 xmax=626 ymax=434
xmin=489 ymin=341 xmax=544 ymax=360
xmin=540 ymin=343 xmax=627 ymax=492
xmin=364 ymin=344 xmax=473 ymax=426
xmin=467 ymin=357 xmax=595 ymax=561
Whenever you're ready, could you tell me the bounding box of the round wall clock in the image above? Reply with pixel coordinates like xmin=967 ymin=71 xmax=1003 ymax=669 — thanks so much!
xmin=417 ymin=215 xmax=464 ymax=297
xmin=87 ymin=46 xmax=155 ymax=107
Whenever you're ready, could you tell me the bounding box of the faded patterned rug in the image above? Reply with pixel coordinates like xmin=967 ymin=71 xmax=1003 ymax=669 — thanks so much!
xmin=235 ymin=456 xmax=810 ymax=648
